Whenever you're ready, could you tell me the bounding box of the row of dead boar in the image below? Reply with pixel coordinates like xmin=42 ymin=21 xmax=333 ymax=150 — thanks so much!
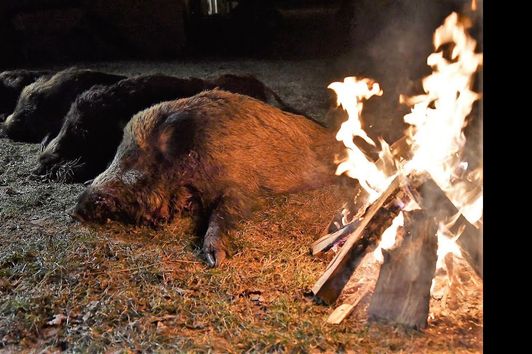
xmin=0 ymin=68 xmax=350 ymax=267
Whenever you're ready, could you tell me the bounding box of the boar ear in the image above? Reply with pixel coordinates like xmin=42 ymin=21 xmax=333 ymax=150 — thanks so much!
xmin=158 ymin=112 xmax=196 ymax=155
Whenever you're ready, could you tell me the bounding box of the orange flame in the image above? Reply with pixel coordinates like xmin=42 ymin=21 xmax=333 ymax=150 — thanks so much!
xmin=373 ymin=211 xmax=404 ymax=263
xmin=328 ymin=77 xmax=393 ymax=202
xmin=401 ymin=12 xmax=483 ymax=225
xmin=327 ymin=12 xmax=482 ymax=271
xmin=436 ymin=221 xmax=463 ymax=271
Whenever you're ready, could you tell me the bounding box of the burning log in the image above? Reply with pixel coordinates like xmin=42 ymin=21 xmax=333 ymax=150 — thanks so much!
xmin=364 ymin=177 xmax=480 ymax=328
xmin=311 ymin=175 xmax=407 ymax=305
xmin=415 ymin=178 xmax=483 ymax=279
xmin=312 ymin=221 xmax=357 ymax=256
xmin=367 ymin=210 xmax=438 ymax=329
xmin=312 ymin=136 xmax=410 ymax=256
xmin=456 ymin=222 xmax=482 ymax=278
xmin=312 ymin=173 xmax=481 ymax=306
xmin=312 ymin=10 xmax=483 ymax=329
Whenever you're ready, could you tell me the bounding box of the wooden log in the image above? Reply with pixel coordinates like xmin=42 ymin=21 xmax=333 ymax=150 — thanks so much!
xmin=312 ymin=175 xmax=407 ymax=305
xmin=456 ymin=221 xmax=482 ymax=278
xmin=326 ymin=282 xmax=372 ymax=324
xmin=316 ymin=136 xmax=410 ymax=253
xmin=414 ymin=178 xmax=482 ymax=279
xmin=312 ymin=222 xmax=357 ymax=256
xmin=368 ymin=210 xmax=438 ymax=330
xmin=312 ymin=168 xmax=481 ymax=307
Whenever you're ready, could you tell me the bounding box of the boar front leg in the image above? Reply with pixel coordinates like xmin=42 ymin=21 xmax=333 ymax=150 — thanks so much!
xmin=202 ymin=190 xmax=252 ymax=267
xmin=203 ymin=211 xmax=228 ymax=267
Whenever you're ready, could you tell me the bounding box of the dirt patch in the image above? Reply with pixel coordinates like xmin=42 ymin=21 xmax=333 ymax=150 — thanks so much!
xmin=0 ymin=60 xmax=481 ymax=352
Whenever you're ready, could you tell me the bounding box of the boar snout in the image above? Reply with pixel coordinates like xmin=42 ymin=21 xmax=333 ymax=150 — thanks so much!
xmin=3 ymin=114 xmax=23 ymax=138
xmin=34 ymin=152 xmax=60 ymax=175
xmin=71 ymin=188 xmax=122 ymax=223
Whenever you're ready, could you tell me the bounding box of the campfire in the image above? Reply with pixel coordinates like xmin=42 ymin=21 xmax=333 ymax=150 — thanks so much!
xmin=310 ymin=12 xmax=483 ymax=329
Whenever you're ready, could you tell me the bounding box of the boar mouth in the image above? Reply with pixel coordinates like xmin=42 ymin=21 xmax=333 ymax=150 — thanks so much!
xmin=71 ymin=188 xmax=178 ymax=227
xmin=71 ymin=205 xmax=173 ymax=227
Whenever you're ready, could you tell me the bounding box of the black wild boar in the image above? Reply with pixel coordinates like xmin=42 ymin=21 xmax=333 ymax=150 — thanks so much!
xmin=71 ymin=90 xmax=342 ymax=267
xmin=207 ymin=74 xmax=307 ymax=116
xmin=35 ymin=74 xmax=308 ymax=182
xmin=3 ymin=68 xmax=125 ymax=143
xmin=0 ymin=69 xmax=53 ymax=122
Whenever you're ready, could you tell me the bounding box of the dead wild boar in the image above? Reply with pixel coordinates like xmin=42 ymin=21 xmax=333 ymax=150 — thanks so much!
xmin=0 ymin=69 xmax=53 ymax=122
xmin=206 ymin=73 xmax=307 ymax=116
xmin=71 ymin=89 xmax=343 ymax=267
xmin=35 ymin=74 xmax=309 ymax=182
xmin=3 ymin=68 xmax=125 ymax=143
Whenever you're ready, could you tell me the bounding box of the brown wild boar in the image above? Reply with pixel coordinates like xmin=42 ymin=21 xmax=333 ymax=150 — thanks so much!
xmin=71 ymin=89 xmax=344 ymax=267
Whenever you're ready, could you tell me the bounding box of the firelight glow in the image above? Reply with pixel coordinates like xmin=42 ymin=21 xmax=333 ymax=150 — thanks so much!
xmin=436 ymin=222 xmax=463 ymax=271
xmin=328 ymin=11 xmax=482 ymax=266
xmin=373 ymin=211 xmax=404 ymax=264
xmin=400 ymin=12 xmax=483 ymax=225
xmin=328 ymin=77 xmax=392 ymax=203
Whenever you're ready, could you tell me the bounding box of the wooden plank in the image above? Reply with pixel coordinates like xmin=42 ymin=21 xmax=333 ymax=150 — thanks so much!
xmin=312 ymin=175 xmax=406 ymax=305
xmin=415 ymin=178 xmax=482 ymax=278
xmin=326 ymin=282 xmax=372 ymax=324
xmin=315 ymin=136 xmax=410 ymax=255
xmin=312 ymin=222 xmax=357 ymax=256
xmin=368 ymin=210 xmax=438 ymax=330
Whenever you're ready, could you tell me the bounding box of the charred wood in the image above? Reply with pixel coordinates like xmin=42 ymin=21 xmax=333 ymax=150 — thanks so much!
xmin=312 ymin=175 xmax=407 ymax=305
xmin=368 ymin=210 xmax=438 ymax=330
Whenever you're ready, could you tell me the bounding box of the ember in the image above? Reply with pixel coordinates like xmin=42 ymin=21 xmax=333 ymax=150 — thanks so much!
xmin=311 ymin=10 xmax=483 ymax=330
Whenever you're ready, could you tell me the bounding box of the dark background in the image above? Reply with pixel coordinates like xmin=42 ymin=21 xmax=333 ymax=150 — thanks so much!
xmin=0 ymin=0 xmax=475 ymax=67
xmin=0 ymin=0 xmax=480 ymax=153
xmin=0 ymin=0 xmax=477 ymax=138
xmin=0 ymin=0 xmax=352 ymax=66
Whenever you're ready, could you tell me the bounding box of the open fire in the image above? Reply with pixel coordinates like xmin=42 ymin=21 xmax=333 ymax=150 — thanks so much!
xmin=311 ymin=10 xmax=482 ymax=329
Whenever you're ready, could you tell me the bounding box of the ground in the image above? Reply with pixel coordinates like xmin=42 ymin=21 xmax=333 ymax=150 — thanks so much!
xmin=0 ymin=60 xmax=482 ymax=353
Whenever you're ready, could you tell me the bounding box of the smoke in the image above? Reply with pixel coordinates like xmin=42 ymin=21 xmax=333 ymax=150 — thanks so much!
xmin=331 ymin=0 xmax=483 ymax=277
xmin=334 ymin=0 xmax=478 ymax=142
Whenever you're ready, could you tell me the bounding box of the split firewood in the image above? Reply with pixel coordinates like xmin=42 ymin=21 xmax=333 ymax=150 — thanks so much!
xmin=368 ymin=210 xmax=438 ymax=330
xmin=312 ymin=175 xmax=408 ymax=305
xmin=414 ymin=178 xmax=483 ymax=278
xmin=455 ymin=221 xmax=482 ymax=278
xmin=312 ymin=221 xmax=357 ymax=256
xmin=314 ymin=136 xmax=410 ymax=256
xmin=365 ymin=177 xmax=481 ymax=329
xmin=326 ymin=282 xmax=372 ymax=324
xmin=312 ymin=170 xmax=481 ymax=303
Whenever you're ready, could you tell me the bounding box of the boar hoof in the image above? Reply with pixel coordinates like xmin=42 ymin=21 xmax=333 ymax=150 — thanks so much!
xmin=202 ymin=213 xmax=228 ymax=267
xmin=203 ymin=239 xmax=227 ymax=268
xmin=202 ymin=237 xmax=227 ymax=268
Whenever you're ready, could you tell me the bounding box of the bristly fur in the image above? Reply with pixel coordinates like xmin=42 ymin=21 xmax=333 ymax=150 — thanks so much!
xmin=0 ymin=69 xmax=53 ymax=121
xmin=3 ymin=68 xmax=125 ymax=143
xmin=33 ymin=157 xmax=85 ymax=183
xmin=73 ymin=90 xmax=346 ymax=264
xmin=36 ymin=74 xmax=309 ymax=183
xmin=205 ymin=74 xmax=314 ymax=120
